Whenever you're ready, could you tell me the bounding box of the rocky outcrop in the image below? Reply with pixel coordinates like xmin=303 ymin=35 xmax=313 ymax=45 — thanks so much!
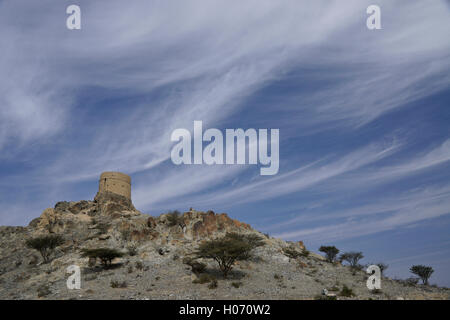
xmin=185 ymin=210 xmax=252 ymax=240
xmin=26 ymin=195 xmax=260 ymax=251
xmin=94 ymin=191 xmax=138 ymax=216
xmin=1 ymin=195 xmax=449 ymax=300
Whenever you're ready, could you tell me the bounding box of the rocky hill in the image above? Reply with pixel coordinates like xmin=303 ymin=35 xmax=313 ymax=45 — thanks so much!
xmin=0 ymin=192 xmax=448 ymax=300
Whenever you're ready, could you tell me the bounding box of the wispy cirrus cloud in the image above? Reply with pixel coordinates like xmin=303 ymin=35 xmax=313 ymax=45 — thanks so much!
xmin=272 ymin=184 xmax=450 ymax=242
xmin=167 ymin=138 xmax=402 ymax=208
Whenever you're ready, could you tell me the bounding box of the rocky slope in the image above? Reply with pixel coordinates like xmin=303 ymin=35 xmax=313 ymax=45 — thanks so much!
xmin=0 ymin=192 xmax=448 ymax=300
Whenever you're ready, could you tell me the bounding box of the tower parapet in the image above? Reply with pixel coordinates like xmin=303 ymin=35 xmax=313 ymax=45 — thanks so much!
xmin=98 ymin=171 xmax=131 ymax=199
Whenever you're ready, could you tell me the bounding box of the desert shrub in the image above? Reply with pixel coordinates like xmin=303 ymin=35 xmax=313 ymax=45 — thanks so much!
xmin=340 ymin=252 xmax=364 ymax=269
xmin=329 ymin=285 xmax=340 ymax=292
xmin=314 ymin=294 xmax=337 ymax=300
xmin=371 ymin=288 xmax=382 ymax=294
xmin=208 ymin=279 xmax=218 ymax=289
xmin=25 ymin=235 xmax=64 ymax=263
xmin=183 ymin=257 xmax=206 ymax=274
xmin=282 ymin=247 xmax=302 ymax=259
xmin=193 ymin=274 xmax=214 ymax=284
xmin=319 ymin=246 xmax=339 ymax=263
xmin=110 ymin=280 xmax=127 ymax=288
xmin=301 ymin=249 xmax=310 ymax=257
xmin=195 ymin=233 xmax=264 ymax=278
xmin=37 ymin=284 xmax=51 ymax=297
xmin=81 ymin=248 xmax=124 ymax=267
xmin=120 ymin=229 xmax=131 ymax=241
xmin=339 ymin=285 xmax=355 ymax=297
xmin=166 ymin=210 xmax=185 ymax=228
xmin=231 ymin=281 xmax=242 ymax=288
xmin=403 ymin=277 xmax=419 ymax=286
xmin=410 ymin=265 xmax=434 ymax=285
xmin=376 ymin=263 xmax=388 ymax=275
xmin=88 ymin=257 xmax=97 ymax=267
xmin=127 ymin=243 xmax=138 ymax=256
xmin=135 ymin=261 xmax=144 ymax=270
xmin=96 ymin=222 xmax=110 ymax=234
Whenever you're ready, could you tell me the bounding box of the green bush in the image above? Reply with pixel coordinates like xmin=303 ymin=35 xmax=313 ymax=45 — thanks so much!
xmin=135 ymin=261 xmax=144 ymax=270
xmin=319 ymin=246 xmax=339 ymax=263
xmin=96 ymin=222 xmax=110 ymax=234
xmin=25 ymin=235 xmax=64 ymax=263
xmin=231 ymin=281 xmax=242 ymax=288
xmin=127 ymin=243 xmax=138 ymax=256
xmin=166 ymin=210 xmax=185 ymax=228
xmin=404 ymin=277 xmax=419 ymax=286
xmin=183 ymin=257 xmax=206 ymax=274
xmin=208 ymin=279 xmax=218 ymax=289
xmin=282 ymin=247 xmax=302 ymax=259
xmin=110 ymin=280 xmax=127 ymax=288
xmin=283 ymin=247 xmax=309 ymax=259
xmin=120 ymin=229 xmax=131 ymax=241
xmin=81 ymin=248 xmax=124 ymax=267
xmin=376 ymin=263 xmax=388 ymax=276
xmin=314 ymin=294 xmax=337 ymax=300
xmin=339 ymin=285 xmax=355 ymax=297
xmin=410 ymin=265 xmax=434 ymax=285
xmin=193 ymin=274 xmax=214 ymax=284
xmin=371 ymin=288 xmax=382 ymax=294
xmin=195 ymin=233 xmax=264 ymax=278
xmin=37 ymin=284 xmax=51 ymax=297
xmin=329 ymin=285 xmax=340 ymax=292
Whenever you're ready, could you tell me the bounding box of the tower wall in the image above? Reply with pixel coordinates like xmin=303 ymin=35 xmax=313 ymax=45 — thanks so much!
xmin=98 ymin=172 xmax=131 ymax=199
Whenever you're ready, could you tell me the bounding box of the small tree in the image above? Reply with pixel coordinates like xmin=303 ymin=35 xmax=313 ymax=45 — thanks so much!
xmin=410 ymin=265 xmax=434 ymax=285
xmin=339 ymin=251 xmax=364 ymax=269
xmin=195 ymin=233 xmax=264 ymax=278
xmin=25 ymin=235 xmax=64 ymax=263
xmin=166 ymin=210 xmax=185 ymax=228
xmin=81 ymin=248 xmax=124 ymax=268
xmin=319 ymin=246 xmax=339 ymax=263
xmin=376 ymin=263 xmax=388 ymax=276
xmin=225 ymin=232 xmax=265 ymax=253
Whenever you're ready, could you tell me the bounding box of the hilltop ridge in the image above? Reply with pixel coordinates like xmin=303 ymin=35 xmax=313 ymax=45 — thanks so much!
xmin=0 ymin=193 xmax=448 ymax=300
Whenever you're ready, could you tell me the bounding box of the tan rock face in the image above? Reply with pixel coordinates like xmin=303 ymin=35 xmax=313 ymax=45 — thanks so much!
xmin=38 ymin=208 xmax=57 ymax=228
xmin=182 ymin=209 xmax=252 ymax=240
xmin=94 ymin=191 xmax=138 ymax=216
xmin=298 ymin=241 xmax=305 ymax=250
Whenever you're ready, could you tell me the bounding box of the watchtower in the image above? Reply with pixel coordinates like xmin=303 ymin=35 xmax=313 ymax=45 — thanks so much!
xmin=98 ymin=171 xmax=131 ymax=199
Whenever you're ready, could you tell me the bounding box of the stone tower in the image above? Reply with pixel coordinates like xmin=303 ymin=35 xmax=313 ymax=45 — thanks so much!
xmin=98 ymin=171 xmax=131 ymax=199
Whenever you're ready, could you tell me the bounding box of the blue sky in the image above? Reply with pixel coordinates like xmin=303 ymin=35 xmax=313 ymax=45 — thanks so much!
xmin=0 ymin=1 xmax=449 ymax=286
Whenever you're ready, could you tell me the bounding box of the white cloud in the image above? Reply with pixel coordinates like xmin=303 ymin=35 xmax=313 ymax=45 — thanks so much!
xmin=179 ymin=139 xmax=401 ymax=207
xmin=272 ymin=184 xmax=450 ymax=242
